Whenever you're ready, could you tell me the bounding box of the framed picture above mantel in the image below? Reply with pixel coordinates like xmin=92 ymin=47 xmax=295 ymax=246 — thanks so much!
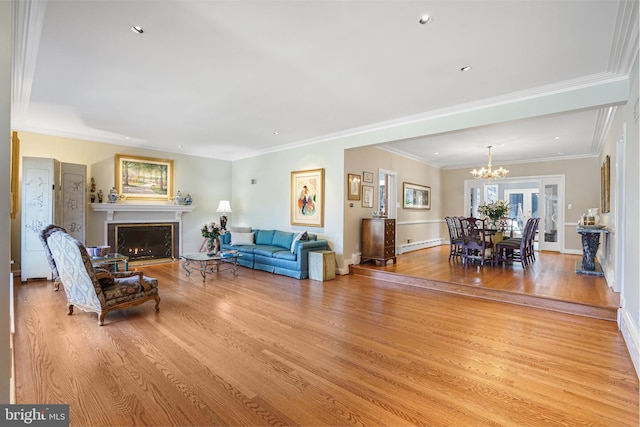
xmin=115 ymin=154 xmax=174 ymax=201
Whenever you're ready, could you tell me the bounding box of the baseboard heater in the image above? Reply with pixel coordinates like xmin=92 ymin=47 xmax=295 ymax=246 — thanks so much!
xmin=397 ymin=238 xmax=444 ymax=254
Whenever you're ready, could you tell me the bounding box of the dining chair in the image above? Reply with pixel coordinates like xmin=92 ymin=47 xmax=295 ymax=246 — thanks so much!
xmin=494 ymin=217 xmax=539 ymax=268
xmin=445 ymin=217 xmax=464 ymax=261
xmin=460 ymin=217 xmax=492 ymax=267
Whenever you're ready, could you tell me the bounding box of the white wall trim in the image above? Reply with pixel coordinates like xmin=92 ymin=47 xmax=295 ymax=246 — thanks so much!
xmin=619 ymin=306 xmax=640 ymax=379
xmin=397 ymin=219 xmax=444 ymax=226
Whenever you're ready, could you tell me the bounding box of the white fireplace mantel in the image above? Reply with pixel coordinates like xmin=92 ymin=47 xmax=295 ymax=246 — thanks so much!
xmin=90 ymin=203 xmax=195 ymax=221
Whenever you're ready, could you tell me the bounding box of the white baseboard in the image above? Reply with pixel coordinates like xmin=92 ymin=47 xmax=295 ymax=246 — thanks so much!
xmin=397 ymin=239 xmax=444 ymax=254
xmin=562 ymin=249 xmax=582 ymax=255
xmin=619 ymin=307 xmax=640 ymax=379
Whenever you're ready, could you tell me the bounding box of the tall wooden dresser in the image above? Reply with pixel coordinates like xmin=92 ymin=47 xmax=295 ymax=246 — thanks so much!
xmin=361 ymin=218 xmax=396 ymax=265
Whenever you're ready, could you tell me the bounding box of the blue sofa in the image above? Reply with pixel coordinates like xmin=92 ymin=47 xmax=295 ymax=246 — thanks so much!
xmin=219 ymin=229 xmax=330 ymax=279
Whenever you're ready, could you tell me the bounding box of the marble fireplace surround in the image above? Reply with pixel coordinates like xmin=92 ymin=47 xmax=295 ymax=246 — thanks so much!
xmin=91 ymin=203 xmax=195 ymax=260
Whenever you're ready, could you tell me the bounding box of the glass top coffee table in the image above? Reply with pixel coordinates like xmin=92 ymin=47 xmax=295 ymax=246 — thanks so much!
xmin=180 ymin=251 xmax=242 ymax=281
xmin=91 ymin=253 xmax=129 ymax=272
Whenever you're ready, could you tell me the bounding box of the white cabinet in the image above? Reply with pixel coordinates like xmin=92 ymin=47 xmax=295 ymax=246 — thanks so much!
xmin=21 ymin=157 xmax=86 ymax=281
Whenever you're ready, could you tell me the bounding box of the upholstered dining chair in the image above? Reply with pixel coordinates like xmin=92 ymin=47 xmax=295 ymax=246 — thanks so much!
xmin=460 ymin=217 xmax=493 ymax=267
xmin=40 ymin=224 xmax=160 ymax=325
xmin=445 ymin=217 xmax=464 ymax=261
xmin=494 ymin=217 xmax=540 ymax=268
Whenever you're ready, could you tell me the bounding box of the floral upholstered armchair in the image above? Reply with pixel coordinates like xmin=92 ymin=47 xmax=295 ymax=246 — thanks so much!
xmin=39 ymin=225 xmax=160 ymax=326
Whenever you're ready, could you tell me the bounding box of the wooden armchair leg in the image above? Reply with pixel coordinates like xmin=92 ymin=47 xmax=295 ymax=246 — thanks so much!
xmin=67 ymin=304 xmax=74 ymax=315
xmin=154 ymin=295 xmax=161 ymax=311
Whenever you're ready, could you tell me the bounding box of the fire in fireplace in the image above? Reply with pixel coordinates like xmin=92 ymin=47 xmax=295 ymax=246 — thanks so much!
xmin=107 ymin=223 xmax=179 ymax=263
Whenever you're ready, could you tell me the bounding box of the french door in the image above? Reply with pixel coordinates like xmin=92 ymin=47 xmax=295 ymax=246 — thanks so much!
xmin=464 ymin=175 xmax=564 ymax=252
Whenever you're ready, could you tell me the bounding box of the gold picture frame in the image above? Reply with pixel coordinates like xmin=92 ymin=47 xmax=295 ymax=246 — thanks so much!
xmin=601 ymin=155 xmax=610 ymax=213
xmin=347 ymin=173 xmax=361 ymax=200
xmin=403 ymin=182 xmax=431 ymax=210
xmin=291 ymin=168 xmax=324 ymax=227
xmin=362 ymin=185 xmax=374 ymax=208
xmin=115 ymin=154 xmax=174 ymax=200
xmin=363 ymin=171 xmax=374 ymax=183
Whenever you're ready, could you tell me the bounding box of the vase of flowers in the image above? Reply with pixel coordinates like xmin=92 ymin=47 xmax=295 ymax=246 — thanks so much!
xmin=201 ymin=221 xmax=221 ymax=254
xmin=477 ymin=200 xmax=510 ymax=229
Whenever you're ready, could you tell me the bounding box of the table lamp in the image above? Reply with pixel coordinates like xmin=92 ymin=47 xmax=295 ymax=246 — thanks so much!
xmin=216 ymin=200 xmax=232 ymax=231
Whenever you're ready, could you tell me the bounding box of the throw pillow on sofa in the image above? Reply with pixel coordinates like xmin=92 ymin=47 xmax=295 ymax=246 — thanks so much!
xmin=290 ymin=231 xmax=308 ymax=253
xmin=231 ymin=232 xmax=254 ymax=245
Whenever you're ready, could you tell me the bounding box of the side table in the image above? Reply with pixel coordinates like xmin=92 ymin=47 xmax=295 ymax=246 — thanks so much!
xmin=309 ymin=250 xmax=336 ymax=281
xmin=575 ymin=226 xmax=608 ymax=276
xmin=91 ymin=253 xmax=129 ymax=272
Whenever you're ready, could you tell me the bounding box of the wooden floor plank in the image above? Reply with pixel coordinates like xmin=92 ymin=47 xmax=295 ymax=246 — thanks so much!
xmin=351 ymin=246 xmax=619 ymax=319
xmin=14 ymin=255 xmax=638 ymax=426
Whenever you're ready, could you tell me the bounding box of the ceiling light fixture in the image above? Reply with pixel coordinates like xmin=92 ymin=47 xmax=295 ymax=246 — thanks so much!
xmin=131 ymin=26 xmax=144 ymax=34
xmin=419 ymin=14 xmax=432 ymax=24
xmin=460 ymin=66 xmax=472 ymax=72
xmin=470 ymin=146 xmax=509 ymax=180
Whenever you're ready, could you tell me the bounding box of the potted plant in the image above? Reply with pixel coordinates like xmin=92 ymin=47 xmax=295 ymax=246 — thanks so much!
xmin=478 ymin=200 xmax=510 ymax=229
xmin=201 ymin=221 xmax=221 ymax=254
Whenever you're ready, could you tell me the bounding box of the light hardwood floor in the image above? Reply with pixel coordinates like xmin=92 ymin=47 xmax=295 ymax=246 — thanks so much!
xmin=15 ymin=250 xmax=638 ymax=426
xmin=352 ymin=246 xmax=621 ymax=320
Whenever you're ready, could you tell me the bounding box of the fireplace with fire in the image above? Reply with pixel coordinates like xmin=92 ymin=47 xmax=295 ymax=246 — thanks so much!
xmin=107 ymin=223 xmax=179 ymax=264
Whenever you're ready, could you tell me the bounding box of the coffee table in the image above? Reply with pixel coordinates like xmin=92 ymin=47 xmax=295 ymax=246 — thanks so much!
xmin=181 ymin=251 xmax=242 ymax=281
xmin=91 ymin=253 xmax=129 ymax=272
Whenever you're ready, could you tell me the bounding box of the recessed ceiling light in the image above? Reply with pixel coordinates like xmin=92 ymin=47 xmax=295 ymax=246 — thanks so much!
xmin=273 ymin=131 xmax=279 ymax=135
xmin=419 ymin=14 xmax=432 ymax=24
xmin=433 ymin=152 xmax=439 ymax=155
xmin=178 ymin=145 xmax=183 ymax=148
xmin=131 ymin=26 xmax=144 ymax=34
xmin=460 ymin=66 xmax=472 ymax=72
xmin=554 ymin=136 xmax=560 ymax=139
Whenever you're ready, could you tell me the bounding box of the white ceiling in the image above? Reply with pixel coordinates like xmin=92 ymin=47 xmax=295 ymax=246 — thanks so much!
xmin=11 ymin=0 xmax=638 ymax=168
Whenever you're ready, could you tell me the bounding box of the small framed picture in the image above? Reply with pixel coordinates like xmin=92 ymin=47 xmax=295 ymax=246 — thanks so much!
xmin=363 ymin=171 xmax=374 ymax=183
xmin=362 ymin=185 xmax=374 ymax=208
xmin=347 ymin=174 xmax=361 ymax=200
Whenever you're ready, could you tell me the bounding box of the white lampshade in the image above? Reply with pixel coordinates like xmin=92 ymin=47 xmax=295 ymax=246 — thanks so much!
xmin=216 ymin=200 xmax=232 ymax=214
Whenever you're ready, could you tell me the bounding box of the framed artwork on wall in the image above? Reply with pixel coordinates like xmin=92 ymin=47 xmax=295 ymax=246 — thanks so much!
xmin=291 ymin=168 xmax=324 ymax=227
xmin=115 ymin=154 xmax=174 ymax=201
xmin=601 ymin=155 xmax=610 ymax=213
xmin=347 ymin=173 xmax=361 ymax=200
xmin=362 ymin=185 xmax=374 ymax=208
xmin=363 ymin=171 xmax=374 ymax=183
xmin=403 ymin=182 xmax=431 ymax=210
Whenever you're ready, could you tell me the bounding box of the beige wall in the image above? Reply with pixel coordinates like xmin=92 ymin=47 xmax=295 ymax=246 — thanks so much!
xmin=344 ymin=146 xmax=444 ymax=262
xmin=442 ymin=157 xmax=600 ymax=252
xmin=11 ymin=132 xmax=232 ymax=271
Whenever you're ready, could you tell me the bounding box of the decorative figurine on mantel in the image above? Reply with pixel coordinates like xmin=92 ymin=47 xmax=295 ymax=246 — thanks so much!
xmin=108 ymin=187 xmax=119 ymax=203
xmin=97 ymin=189 xmax=103 ymax=203
xmin=174 ymin=190 xmax=184 ymax=205
xmin=184 ymin=193 xmax=193 ymax=205
xmin=89 ymin=178 xmax=96 ymax=203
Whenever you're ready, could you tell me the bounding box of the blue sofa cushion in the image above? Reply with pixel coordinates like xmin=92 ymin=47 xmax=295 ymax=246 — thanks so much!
xmin=273 ymin=250 xmax=296 ymax=261
xmin=253 ymin=245 xmax=283 ymax=257
xmin=255 ymin=230 xmax=275 ymax=245
xmin=272 ymin=230 xmax=294 ymax=250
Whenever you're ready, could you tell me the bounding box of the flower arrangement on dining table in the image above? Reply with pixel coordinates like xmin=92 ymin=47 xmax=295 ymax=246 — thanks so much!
xmin=477 ymin=200 xmax=510 ymax=229
xmin=201 ymin=221 xmax=221 ymax=253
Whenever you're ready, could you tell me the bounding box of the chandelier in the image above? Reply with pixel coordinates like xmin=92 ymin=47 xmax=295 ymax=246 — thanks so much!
xmin=470 ymin=145 xmax=509 ymax=180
